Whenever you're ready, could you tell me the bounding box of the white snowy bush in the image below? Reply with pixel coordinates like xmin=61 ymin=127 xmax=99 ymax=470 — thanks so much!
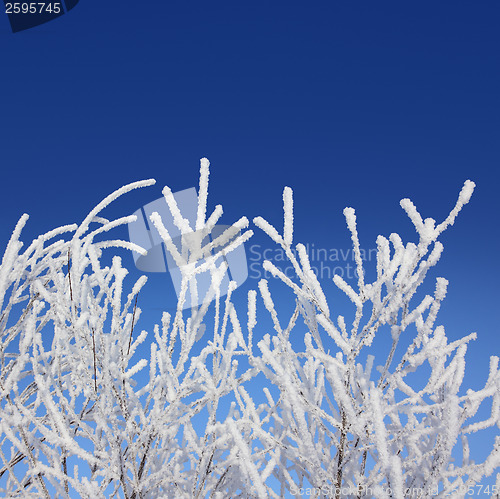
xmin=0 ymin=159 xmax=498 ymax=498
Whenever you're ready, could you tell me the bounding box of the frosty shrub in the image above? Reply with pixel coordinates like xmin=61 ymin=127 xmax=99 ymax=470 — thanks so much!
xmin=0 ymin=159 xmax=498 ymax=498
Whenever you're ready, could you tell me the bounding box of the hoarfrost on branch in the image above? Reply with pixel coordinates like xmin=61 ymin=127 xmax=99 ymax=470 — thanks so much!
xmin=0 ymin=160 xmax=498 ymax=498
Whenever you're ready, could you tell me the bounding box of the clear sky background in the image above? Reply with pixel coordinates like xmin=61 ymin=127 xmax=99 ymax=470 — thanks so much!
xmin=1 ymin=0 xmax=499 ymax=490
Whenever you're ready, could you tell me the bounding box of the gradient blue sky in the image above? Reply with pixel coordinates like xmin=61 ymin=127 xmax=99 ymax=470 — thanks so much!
xmin=1 ymin=0 xmax=499 ymax=488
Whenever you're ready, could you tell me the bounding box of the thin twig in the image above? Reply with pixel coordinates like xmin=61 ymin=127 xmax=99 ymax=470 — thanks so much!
xmin=92 ymin=328 xmax=97 ymax=393
xmin=62 ymin=454 xmax=69 ymax=496
xmin=127 ymin=295 xmax=138 ymax=356
xmin=335 ymin=410 xmax=347 ymax=499
xmin=67 ymin=249 xmax=73 ymax=304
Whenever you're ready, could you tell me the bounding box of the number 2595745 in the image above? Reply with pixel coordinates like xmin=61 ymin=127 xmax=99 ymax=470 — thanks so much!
xmin=5 ymin=3 xmax=62 ymax=14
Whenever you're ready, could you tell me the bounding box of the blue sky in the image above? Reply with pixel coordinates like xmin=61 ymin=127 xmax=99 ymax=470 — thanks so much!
xmin=1 ymin=0 xmax=499 ymax=490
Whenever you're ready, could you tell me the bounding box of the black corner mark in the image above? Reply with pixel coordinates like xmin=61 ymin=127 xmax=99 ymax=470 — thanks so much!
xmin=64 ymin=0 xmax=78 ymax=11
xmin=4 ymin=0 xmax=80 ymax=33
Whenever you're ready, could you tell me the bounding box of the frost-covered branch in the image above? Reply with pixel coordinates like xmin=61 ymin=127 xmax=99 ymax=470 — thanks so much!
xmin=0 ymin=161 xmax=497 ymax=498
